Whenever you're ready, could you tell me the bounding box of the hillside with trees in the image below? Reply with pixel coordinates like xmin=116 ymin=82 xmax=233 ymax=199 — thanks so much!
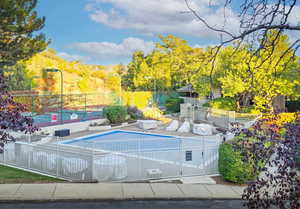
xmin=5 ymin=49 xmax=123 ymax=95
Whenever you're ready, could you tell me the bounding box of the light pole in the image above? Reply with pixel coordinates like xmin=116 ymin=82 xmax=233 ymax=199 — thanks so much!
xmin=145 ymin=76 xmax=156 ymax=107
xmin=29 ymin=76 xmax=40 ymax=92
xmin=30 ymin=76 xmax=40 ymax=114
xmin=45 ymin=69 xmax=63 ymax=124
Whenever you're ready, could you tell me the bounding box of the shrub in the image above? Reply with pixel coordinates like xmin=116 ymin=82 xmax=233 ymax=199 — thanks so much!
xmin=219 ymin=142 xmax=256 ymax=184
xmin=286 ymin=100 xmax=300 ymax=112
xmin=262 ymin=113 xmax=296 ymax=129
xmin=239 ymin=106 xmax=259 ymax=114
xmin=103 ymin=105 xmax=127 ymax=124
xmin=127 ymin=106 xmax=144 ymax=119
xmin=165 ymin=97 xmax=184 ymax=113
xmin=203 ymin=97 xmax=236 ymax=111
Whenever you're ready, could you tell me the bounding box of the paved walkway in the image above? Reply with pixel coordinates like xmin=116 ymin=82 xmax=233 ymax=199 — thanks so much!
xmin=0 ymin=183 xmax=246 ymax=201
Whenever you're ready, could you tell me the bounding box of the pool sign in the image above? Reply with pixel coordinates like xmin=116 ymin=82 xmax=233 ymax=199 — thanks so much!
xmin=70 ymin=113 xmax=78 ymax=120
xmin=185 ymin=151 xmax=192 ymax=161
xmin=51 ymin=113 xmax=57 ymax=122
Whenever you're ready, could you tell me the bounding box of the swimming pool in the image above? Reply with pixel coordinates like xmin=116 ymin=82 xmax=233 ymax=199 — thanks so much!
xmin=60 ymin=130 xmax=220 ymax=168
xmin=61 ymin=130 xmax=218 ymax=151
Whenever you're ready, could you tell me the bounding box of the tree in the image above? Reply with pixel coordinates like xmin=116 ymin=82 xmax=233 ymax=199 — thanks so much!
xmin=106 ymin=72 xmax=121 ymax=93
xmin=185 ymin=0 xmax=300 ymax=60
xmin=185 ymin=1 xmax=300 ymax=208
xmin=133 ymin=50 xmax=171 ymax=91
xmin=4 ymin=63 xmax=34 ymax=91
xmin=123 ymin=51 xmax=145 ymax=90
xmin=0 ymin=0 xmax=48 ymax=152
xmin=0 ymin=0 xmax=48 ymax=68
xmin=157 ymin=35 xmax=205 ymax=89
xmin=211 ymin=32 xmax=299 ymax=111
xmin=125 ymin=35 xmax=206 ymax=91
xmin=185 ymin=0 xmax=300 ymax=102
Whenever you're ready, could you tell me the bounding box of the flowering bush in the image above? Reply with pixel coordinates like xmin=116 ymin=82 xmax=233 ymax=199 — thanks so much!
xmin=234 ymin=113 xmax=300 ymax=209
xmin=262 ymin=113 xmax=296 ymax=128
xmin=121 ymin=91 xmax=152 ymax=109
xmin=142 ymin=107 xmax=171 ymax=124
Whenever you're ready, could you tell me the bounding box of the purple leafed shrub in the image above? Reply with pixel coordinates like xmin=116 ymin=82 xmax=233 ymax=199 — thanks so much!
xmin=0 ymin=73 xmax=38 ymax=152
xmin=242 ymin=114 xmax=300 ymax=209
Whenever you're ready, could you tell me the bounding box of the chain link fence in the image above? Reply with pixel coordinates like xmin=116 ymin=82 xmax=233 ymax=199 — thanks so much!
xmin=11 ymin=92 xmax=122 ymax=126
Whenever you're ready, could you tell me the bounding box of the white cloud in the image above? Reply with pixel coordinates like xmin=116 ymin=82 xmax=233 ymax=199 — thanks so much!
xmin=85 ymin=0 xmax=240 ymax=39
xmin=57 ymin=52 xmax=90 ymax=62
xmin=193 ymin=43 xmax=216 ymax=49
xmin=68 ymin=37 xmax=155 ymax=60
xmin=288 ymin=5 xmax=300 ymax=26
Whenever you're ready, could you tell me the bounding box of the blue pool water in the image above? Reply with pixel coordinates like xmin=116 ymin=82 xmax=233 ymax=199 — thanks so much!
xmin=60 ymin=130 xmax=217 ymax=153
xmin=61 ymin=130 xmax=181 ymax=152
xmin=59 ymin=130 xmax=220 ymax=168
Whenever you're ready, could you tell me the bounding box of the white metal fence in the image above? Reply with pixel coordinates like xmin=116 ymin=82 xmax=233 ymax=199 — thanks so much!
xmin=0 ymin=135 xmax=221 ymax=182
xmin=180 ymin=104 xmax=261 ymax=129
xmin=180 ymin=97 xmax=208 ymax=106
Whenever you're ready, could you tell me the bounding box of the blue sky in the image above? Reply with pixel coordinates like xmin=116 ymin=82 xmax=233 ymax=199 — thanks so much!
xmin=36 ymin=0 xmax=300 ymax=65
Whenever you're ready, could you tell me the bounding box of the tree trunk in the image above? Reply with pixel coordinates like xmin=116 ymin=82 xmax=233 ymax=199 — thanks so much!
xmin=272 ymin=95 xmax=286 ymax=113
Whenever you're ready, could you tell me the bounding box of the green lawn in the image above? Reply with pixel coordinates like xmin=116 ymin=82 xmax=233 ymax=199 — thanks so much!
xmin=0 ymin=165 xmax=65 ymax=184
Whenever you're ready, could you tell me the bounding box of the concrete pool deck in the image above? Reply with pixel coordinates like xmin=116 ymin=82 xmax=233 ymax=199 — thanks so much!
xmin=48 ymin=122 xmax=221 ymax=144
xmin=0 ymin=183 xmax=246 ymax=201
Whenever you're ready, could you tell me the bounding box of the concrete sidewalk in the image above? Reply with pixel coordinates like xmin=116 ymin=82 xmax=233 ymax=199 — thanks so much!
xmin=0 ymin=183 xmax=246 ymax=201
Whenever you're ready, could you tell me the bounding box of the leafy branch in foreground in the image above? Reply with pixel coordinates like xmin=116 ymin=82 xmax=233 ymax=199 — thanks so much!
xmin=241 ymin=114 xmax=300 ymax=209
xmin=0 ymin=73 xmax=38 ymax=152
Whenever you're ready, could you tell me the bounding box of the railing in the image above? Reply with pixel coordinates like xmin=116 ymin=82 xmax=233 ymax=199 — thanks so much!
xmin=0 ymin=135 xmax=221 ymax=182
xmin=180 ymin=104 xmax=262 ymax=129
xmin=180 ymin=96 xmax=208 ymax=106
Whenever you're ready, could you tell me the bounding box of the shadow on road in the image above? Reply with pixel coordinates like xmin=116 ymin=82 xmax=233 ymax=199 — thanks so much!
xmin=0 ymin=200 xmax=249 ymax=209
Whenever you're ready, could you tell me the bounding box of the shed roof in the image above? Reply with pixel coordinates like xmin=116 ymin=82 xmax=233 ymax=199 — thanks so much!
xmin=176 ymin=84 xmax=194 ymax=93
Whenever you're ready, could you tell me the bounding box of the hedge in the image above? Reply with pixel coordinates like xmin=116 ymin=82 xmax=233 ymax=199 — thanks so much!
xmin=203 ymin=97 xmax=236 ymax=111
xmin=165 ymin=97 xmax=184 ymax=113
xmin=218 ymin=143 xmax=256 ymax=184
xmin=103 ymin=105 xmax=127 ymax=124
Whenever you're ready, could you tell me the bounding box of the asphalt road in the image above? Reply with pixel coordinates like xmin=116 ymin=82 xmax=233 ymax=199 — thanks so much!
xmin=0 ymin=200 xmax=252 ymax=209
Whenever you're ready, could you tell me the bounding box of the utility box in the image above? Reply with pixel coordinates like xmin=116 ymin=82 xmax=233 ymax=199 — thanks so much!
xmin=54 ymin=129 xmax=70 ymax=137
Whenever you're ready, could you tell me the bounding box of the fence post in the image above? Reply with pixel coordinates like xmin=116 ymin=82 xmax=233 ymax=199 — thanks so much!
xmin=84 ymin=94 xmax=87 ymax=120
xmin=56 ymin=137 xmax=59 ymax=178
xmin=202 ymin=136 xmax=205 ymax=174
xmin=31 ymin=94 xmax=34 ymax=113
xmin=28 ymin=144 xmax=31 ymax=170
xmin=180 ymin=138 xmax=183 ymax=177
xmin=138 ymin=136 xmax=141 ymax=180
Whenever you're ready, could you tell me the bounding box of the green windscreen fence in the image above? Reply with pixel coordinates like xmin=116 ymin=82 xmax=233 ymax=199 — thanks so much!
xmin=153 ymin=91 xmax=179 ymax=107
